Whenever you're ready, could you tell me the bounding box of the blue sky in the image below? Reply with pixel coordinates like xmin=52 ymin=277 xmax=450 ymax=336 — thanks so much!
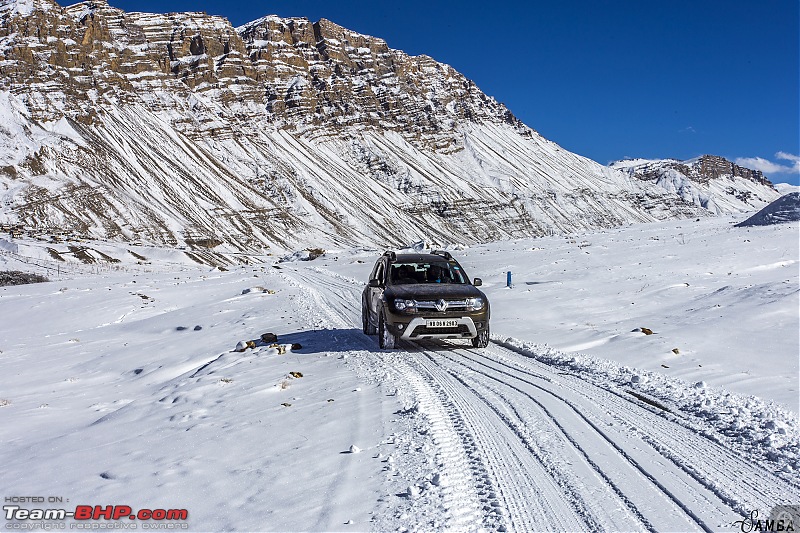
xmin=109 ymin=0 xmax=800 ymax=185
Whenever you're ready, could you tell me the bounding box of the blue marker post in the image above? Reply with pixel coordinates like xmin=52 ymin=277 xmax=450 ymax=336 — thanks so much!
xmin=506 ymin=271 xmax=512 ymax=288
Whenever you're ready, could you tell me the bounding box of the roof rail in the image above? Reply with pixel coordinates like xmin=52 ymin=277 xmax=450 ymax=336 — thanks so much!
xmin=383 ymin=250 xmax=397 ymax=261
xmin=431 ymin=250 xmax=452 ymax=260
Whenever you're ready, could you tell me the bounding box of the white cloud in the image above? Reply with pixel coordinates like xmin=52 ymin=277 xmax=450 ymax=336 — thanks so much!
xmin=776 ymin=152 xmax=800 ymax=170
xmin=735 ymin=152 xmax=800 ymax=175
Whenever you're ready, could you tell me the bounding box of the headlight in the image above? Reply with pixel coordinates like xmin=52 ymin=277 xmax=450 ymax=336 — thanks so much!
xmin=394 ymin=299 xmax=417 ymax=312
xmin=465 ymin=297 xmax=484 ymax=311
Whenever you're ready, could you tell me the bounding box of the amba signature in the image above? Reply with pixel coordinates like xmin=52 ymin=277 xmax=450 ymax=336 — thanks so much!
xmin=734 ymin=507 xmax=800 ymax=533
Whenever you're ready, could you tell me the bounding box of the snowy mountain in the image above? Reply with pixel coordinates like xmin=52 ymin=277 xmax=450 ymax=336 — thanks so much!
xmin=611 ymin=155 xmax=779 ymax=215
xmin=736 ymin=192 xmax=800 ymax=227
xmin=0 ymin=0 xmax=780 ymax=258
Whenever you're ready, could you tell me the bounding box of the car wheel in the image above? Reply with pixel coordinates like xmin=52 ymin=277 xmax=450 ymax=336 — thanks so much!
xmin=471 ymin=324 xmax=489 ymax=348
xmin=378 ymin=311 xmax=397 ymax=349
xmin=362 ymin=302 xmax=377 ymax=335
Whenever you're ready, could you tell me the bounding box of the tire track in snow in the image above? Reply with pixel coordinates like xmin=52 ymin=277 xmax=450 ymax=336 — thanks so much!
xmin=409 ymin=350 xmax=592 ymax=532
xmin=485 ymin=342 xmax=800 ymax=504
xmin=431 ymin=346 xmax=709 ymax=531
xmin=437 ymin=361 xmax=657 ymax=531
xmin=448 ymin=344 xmax=800 ymax=527
xmin=388 ymin=356 xmax=489 ymax=531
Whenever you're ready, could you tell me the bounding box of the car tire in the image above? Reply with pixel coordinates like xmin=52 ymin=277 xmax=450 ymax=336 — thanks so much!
xmin=471 ymin=325 xmax=490 ymax=348
xmin=362 ymin=302 xmax=377 ymax=335
xmin=378 ymin=311 xmax=397 ymax=349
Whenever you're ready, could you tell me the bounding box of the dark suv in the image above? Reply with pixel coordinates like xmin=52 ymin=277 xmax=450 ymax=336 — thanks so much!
xmin=361 ymin=250 xmax=490 ymax=349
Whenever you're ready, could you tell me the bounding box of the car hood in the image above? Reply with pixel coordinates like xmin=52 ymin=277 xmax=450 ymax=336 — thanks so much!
xmin=384 ymin=284 xmax=485 ymax=301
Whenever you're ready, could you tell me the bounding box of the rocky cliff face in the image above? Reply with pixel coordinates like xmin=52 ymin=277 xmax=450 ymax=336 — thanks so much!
xmin=618 ymin=155 xmax=770 ymax=186
xmin=0 ymin=0 xmax=520 ymax=144
xmin=611 ymin=156 xmax=777 ymax=215
xmin=237 ymin=16 xmax=523 ymax=145
xmin=0 ymin=0 xmax=780 ymax=257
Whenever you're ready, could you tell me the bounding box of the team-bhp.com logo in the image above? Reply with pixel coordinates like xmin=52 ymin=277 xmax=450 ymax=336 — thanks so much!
xmin=4 ymin=500 xmax=188 ymax=529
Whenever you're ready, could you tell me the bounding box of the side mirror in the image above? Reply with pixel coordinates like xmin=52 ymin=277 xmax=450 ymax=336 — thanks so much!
xmin=368 ymin=279 xmax=381 ymax=288
xmin=473 ymin=278 xmax=482 ymax=287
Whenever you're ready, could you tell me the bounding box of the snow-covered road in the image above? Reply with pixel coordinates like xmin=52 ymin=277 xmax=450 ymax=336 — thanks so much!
xmin=283 ymin=262 xmax=800 ymax=532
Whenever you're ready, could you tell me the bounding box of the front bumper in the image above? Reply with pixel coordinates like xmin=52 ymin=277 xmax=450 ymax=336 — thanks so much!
xmin=401 ymin=317 xmax=477 ymax=340
xmin=385 ymin=316 xmax=489 ymax=340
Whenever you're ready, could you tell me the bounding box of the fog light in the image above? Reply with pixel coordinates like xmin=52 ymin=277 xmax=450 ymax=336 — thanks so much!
xmin=398 ymin=324 xmax=405 ymax=330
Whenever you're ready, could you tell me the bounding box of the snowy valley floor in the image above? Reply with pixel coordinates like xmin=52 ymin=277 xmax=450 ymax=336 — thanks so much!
xmin=0 ymin=214 xmax=798 ymax=532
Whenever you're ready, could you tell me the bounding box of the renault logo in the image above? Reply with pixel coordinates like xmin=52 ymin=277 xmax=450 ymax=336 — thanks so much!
xmin=435 ymin=299 xmax=448 ymax=312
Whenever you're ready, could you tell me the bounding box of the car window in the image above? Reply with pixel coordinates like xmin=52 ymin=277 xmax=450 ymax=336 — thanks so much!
xmin=388 ymin=261 xmax=468 ymax=284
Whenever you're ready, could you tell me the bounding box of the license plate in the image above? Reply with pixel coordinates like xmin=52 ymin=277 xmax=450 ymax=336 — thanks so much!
xmin=426 ymin=319 xmax=459 ymax=328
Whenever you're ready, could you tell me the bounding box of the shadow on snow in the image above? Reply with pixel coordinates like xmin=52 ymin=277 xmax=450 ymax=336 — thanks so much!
xmin=275 ymin=328 xmax=473 ymax=354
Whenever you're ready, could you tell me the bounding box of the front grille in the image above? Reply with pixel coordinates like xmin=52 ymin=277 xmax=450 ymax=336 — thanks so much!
xmin=415 ymin=300 xmax=468 ymax=311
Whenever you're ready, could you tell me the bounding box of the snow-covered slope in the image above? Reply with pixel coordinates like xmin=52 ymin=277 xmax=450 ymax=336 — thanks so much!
xmin=0 ymin=1 xmax=779 ymax=257
xmin=776 ymin=183 xmax=800 ymax=195
xmin=612 ymin=156 xmax=780 ymax=215
xmin=736 ymin=192 xmax=800 ymax=227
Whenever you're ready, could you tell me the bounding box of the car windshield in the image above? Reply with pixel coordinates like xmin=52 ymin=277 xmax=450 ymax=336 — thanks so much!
xmin=389 ymin=261 xmax=468 ymax=285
